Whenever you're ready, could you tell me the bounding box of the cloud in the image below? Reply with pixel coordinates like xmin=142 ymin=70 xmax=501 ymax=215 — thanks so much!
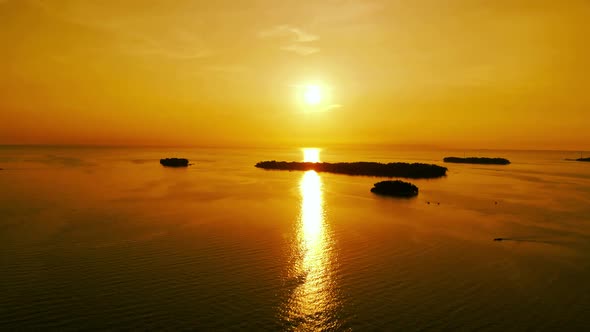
xmin=314 ymin=104 xmax=342 ymax=113
xmin=24 ymin=0 xmax=213 ymax=61
xmin=300 ymin=103 xmax=342 ymax=113
xmin=280 ymin=44 xmax=319 ymax=56
xmin=201 ymin=65 xmax=251 ymax=74
xmin=314 ymin=1 xmax=383 ymax=24
xmin=323 ymin=104 xmax=342 ymax=111
xmin=259 ymin=24 xmax=319 ymax=56
xmin=259 ymin=24 xmax=319 ymax=42
xmin=120 ymin=33 xmax=213 ymax=60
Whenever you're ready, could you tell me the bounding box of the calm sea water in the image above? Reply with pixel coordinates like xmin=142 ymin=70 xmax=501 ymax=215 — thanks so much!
xmin=1 ymin=146 xmax=590 ymax=331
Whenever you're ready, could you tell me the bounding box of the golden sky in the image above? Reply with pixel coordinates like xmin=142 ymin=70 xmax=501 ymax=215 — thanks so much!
xmin=1 ymin=0 xmax=589 ymax=149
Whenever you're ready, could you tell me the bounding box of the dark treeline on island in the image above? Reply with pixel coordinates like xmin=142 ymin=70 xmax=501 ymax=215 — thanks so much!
xmin=255 ymin=161 xmax=447 ymax=179
xmin=371 ymin=180 xmax=419 ymax=197
xmin=160 ymin=158 xmax=189 ymax=167
xmin=577 ymin=158 xmax=590 ymax=162
xmin=443 ymin=157 xmax=510 ymax=165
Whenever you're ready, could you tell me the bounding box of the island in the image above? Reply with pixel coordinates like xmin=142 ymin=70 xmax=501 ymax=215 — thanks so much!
xmin=443 ymin=157 xmax=510 ymax=165
xmin=577 ymin=158 xmax=590 ymax=162
xmin=255 ymin=161 xmax=447 ymax=179
xmin=160 ymin=158 xmax=190 ymax=167
xmin=370 ymin=180 xmax=419 ymax=197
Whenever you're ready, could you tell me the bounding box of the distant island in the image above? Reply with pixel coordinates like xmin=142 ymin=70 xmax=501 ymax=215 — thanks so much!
xmin=577 ymin=158 xmax=590 ymax=162
xmin=255 ymin=161 xmax=447 ymax=179
xmin=443 ymin=157 xmax=510 ymax=165
xmin=160 ymin=158 xmax=190 ymax=167
xmin=371 ymin=180 xmax=419 ymax=197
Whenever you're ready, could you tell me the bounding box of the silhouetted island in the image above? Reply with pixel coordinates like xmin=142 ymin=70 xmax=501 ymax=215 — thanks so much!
xmin=255 ymin=161 xmax=447 ymax=178
xmin=443 ymin=157 xmax=510 ymax=165
xmin=371 ymin=180 xmax=419 ymax=197
xmin=577 ymin=158 xmax=590 ymax=162
xmin=160 ymin=158 xmax=189 ymax=167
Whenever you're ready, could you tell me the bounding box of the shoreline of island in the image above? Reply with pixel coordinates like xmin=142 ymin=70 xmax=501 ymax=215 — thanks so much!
xmin=443 ymin=157 xmax=510 ymax=165
xmin=255 ymin=161 xmax=447 ymax=179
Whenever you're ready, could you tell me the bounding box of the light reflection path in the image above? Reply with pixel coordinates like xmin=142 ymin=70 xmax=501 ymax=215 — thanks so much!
xmin=282 ymin=170 xmax=339 ymax=331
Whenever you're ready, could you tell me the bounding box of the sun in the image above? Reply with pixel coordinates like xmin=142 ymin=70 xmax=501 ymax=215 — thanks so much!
xmin=303 ymin=85 xmax=322 ymax=105
xmin=302 ymin=148 xmax=321 ymax=163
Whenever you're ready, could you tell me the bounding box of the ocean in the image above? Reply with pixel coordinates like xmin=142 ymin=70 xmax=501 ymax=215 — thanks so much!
xmin=1 ymin=146 xmax=589 ymax=331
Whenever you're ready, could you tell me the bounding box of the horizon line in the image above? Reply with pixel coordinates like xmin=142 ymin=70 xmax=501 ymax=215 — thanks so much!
xmin=0 ymin=143 xmax=587 ymax=153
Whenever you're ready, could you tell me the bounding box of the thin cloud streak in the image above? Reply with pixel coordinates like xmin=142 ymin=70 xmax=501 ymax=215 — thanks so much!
xmin=259 ymin=24 xmax=319 ymax=56
xmin=259 ymin=24 xmax=319 ymax=42
xmin=281 ymin=44 xmax=319 ymax=56
xmin=25 ymin=0 xmax=213 ymax=61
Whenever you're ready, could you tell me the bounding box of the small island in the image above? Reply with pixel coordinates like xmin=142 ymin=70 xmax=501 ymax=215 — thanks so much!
xmin=371 ymin=180 xmax=419 ymax=197
xmin=577 ymin=158 xmax=590 ymax=162
xmin=160 ymin=158 xmax=190 ymax=167
xmin=255 ymin=161 xmax=447 ymax=179
xmin=443 ymin=157 xmax=510 ymax=165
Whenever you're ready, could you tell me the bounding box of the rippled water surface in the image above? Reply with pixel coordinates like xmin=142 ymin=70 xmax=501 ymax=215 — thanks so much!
xmin=1 ymin=146 xmax=590 ymax=331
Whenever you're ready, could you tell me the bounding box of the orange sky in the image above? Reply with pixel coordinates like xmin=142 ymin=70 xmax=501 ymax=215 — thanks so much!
xmin=1 ymin=0 xmax=589 ymax=150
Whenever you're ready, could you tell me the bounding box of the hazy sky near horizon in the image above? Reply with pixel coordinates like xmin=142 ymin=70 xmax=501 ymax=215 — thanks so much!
xmin=1 ymin=0 xmax=589 ymax=149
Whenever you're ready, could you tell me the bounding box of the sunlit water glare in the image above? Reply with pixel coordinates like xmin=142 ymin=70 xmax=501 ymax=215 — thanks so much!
xmin=281 ymin=170 xmax=340 ymax=330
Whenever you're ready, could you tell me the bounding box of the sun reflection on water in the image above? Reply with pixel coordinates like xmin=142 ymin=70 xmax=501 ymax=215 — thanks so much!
xmin=282 ymin=170 xmax=339 ymax=330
